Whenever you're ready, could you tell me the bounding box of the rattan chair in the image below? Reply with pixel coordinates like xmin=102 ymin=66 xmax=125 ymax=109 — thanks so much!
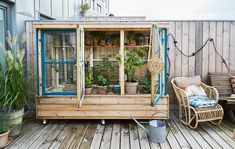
xmin=171 ymin=77 xmax=224 ymax=129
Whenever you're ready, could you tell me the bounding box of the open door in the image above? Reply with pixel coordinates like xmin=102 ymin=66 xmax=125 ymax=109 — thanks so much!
xmin=77 ymin=27 xmax=85 ymax=108
xmin=151 ymin=25 xmax=168 ymax=106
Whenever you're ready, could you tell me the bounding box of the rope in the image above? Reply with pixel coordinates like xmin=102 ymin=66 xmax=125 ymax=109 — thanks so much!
xmin=167 ymin=34 xmax=231 ymax=72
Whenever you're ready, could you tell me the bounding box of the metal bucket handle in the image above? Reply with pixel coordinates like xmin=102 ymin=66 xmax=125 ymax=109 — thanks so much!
xmin=149 ymin=111 xmax=173 ymax=139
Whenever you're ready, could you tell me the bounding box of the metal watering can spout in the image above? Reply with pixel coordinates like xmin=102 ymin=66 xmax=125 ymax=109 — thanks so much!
xmin=130 ymin=116 xmax=149 ymax=134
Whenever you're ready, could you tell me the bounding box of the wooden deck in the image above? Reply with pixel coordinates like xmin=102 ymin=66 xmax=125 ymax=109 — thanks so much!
xmin=7 ymin=112 xmax=235 ymax=149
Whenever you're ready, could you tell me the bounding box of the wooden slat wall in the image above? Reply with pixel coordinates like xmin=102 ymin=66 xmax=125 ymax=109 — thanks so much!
xmin=165 ymin=21 xmax=235 ymax=103
xmin=26 ymin=21 xmax=235 ymax=105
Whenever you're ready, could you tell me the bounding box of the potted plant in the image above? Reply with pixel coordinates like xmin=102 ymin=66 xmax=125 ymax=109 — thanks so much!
xmin=0 ymin=32 xmax=26 ymax=136
xmin=125 ymin=49 xmax=144 ymax=94
xmin=85 ymin=62 xmax=93 ymax=94
xmin=135 ymin=33 xmax=145 ymax=45
xmin=93 ymin=58 xmax=114 ymax=94
xmin=80 ymin=3 xmax=90 ymax=16
xmin=127 ymin=32 xmax=136 ymax=46
xmin=0 ymin=115 xmax=10 ymax=148
xmin=99 ymin=32 xmax=106 ymax=47
xmin=91 ymin=31 xmax=100 ymax=46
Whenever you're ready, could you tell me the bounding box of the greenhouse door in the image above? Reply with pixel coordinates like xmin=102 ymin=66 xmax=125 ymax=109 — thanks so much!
xmin=77 ymin=27 xmax=85 ymax=108
xmin=151 ymin=25 xmax=168 ymax=106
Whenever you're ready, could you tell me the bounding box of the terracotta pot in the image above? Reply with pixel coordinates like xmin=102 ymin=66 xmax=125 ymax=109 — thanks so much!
xmin=0 ymin=130 xmax=10 ymax=148
xmin=85 ymin=88 xmax=92 ymax=94
xmin=93 ymin=39 xmax=99 ymax=46
xmin=85 ymin=39 xmax=91 ymax=46
xmin=100 ymin=39 xmax=106 ymax=46
xmin=98 ymin=86 xmax=108 ymax=94
xmin=125 ymin=81 xmax=138 ymax=94
xmin=128 ymin=39 xmax=136 ymax=46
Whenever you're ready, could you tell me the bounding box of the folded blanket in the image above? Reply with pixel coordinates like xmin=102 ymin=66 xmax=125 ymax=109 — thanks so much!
xmin=189 ymin=96 xmax=217 ymax=108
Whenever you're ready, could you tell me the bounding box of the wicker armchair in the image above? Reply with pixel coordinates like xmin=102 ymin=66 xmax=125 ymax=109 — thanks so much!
xmin=171 ymin=77 xmax=224 ymax=129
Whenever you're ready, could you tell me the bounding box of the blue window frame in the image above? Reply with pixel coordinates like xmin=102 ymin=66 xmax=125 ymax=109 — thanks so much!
xmin=41 ymin=30 xmax=77 ymax=95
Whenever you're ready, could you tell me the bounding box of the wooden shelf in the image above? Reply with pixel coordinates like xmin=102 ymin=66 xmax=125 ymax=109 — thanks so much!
xmin=125 ymin=45 xmax=150 ymax=48
xmin=85 ymin=45 xmax=120 ymax=48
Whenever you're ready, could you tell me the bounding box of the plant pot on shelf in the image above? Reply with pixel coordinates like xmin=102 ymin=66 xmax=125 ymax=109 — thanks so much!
xmin=100 ymin=39 xmax=106 ymax=46
xmin=128 ymin=39 xmax=136 ymax=46
xmin=125 ymin=81 xmax=138 ymax=94
xmin=98 ymin=86 xmax=108 ymax=94
xmin=112 ymin=85 xmax=121 ymax=94
xmin=93 ymin=39 xmax=99 ymax=46
xmin=85 ymin=88 xmax=92 ymax=94
xmin=0 ymin=130 xmax=10 ymax=148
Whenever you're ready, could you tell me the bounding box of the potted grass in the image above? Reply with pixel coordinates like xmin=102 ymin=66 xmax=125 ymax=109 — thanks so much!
xmin=80 ymin=3 xmax=90 ymax=16
xmin=0 ymin=32 xmax=26 ymax=136
xmin=93 ymin=58 xmax=114 ymax=94
xmin=85 ymin=62 xmax=93 ymax=94
xmin=125 ymin=49 xmax=144 ymax=94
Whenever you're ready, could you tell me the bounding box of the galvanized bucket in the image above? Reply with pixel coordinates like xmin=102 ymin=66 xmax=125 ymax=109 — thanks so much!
xmin=131 ymin=112 xmax=170 ymax=143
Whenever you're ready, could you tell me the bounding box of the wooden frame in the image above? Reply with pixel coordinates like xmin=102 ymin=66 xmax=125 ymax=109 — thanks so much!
xmin=30 ymin=21 xmax=170 ymax=120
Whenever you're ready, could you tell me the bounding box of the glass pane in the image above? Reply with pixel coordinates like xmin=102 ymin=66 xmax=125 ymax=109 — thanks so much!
xmin=44 ymin=32 xmax=76 ymax=62
xmin=45 ymin=63 xmax=77 ymax=93
xmin=0 ymin=9 xmax=5 ymax=48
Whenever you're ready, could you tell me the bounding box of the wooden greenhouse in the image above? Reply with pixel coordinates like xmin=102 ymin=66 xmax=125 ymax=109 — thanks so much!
xmin=26 ymin=20 xmax=169 ymax=121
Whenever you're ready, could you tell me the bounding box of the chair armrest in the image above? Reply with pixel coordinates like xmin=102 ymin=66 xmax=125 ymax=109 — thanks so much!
xmin=171 ymin=79 xmax=190 ymax=107
xmin=201 ymin=83 xmax=219 ymax=102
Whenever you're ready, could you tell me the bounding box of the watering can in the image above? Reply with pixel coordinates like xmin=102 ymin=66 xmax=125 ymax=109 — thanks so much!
xmin=130 ymin=112 xmax=170 ymax=143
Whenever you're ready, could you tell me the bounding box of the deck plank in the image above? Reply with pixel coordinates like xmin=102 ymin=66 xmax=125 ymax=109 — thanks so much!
xmin=29 ymin=123 xmax=58 ymax=149
xmin=69 ymin=124 xmax=89 ymax=149
xmin=120 ymin=122 xmax=130 ymax=149
xmin=100 ymin=123 xmax=113 ymax=149
xmin=129 ymin=122 xmax=140 ymax=149
xmin=200 ymin=123 xmax=232 ymax=149
xmin=171 ymin=112 xmax=202 ymax=149
xmin=206 ymin=123 xmax=235 ymax=148
xmin=79 ymin=123 xmax=97 ymax=149
xmin=38 ymin=123 xmax=66 ymax=149
xmin=89 ymin=124 xmax=104 ymax=149
xmin=48 ymin=123 xmax=72 ymax=149
xmin=59 ymin=124 xmax=83 ymax=149
xmin=137 ymin=123 xmax=151 ymax=149
xmin=110 ymin=123 xmax=121 ymax=149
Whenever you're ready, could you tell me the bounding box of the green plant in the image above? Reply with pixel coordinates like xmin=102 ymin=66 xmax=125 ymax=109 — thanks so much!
xmin=80 ymin=3 xmax=90 ymax=14
xmin=127 ymin=32 xmax=136 ymax=40
xmin=93 ymin=58 xmax=114 ymax=86
xmin=0 ymin=115 xmax=10 ymax=134
xmin=139 ymin=73 xmax=151 ymax=94
xmin=0 ymin=31 xmax=26 ymax=112
xmin=125 ymin=48 xmax=144 ymax=82
xmin=85 ymin=62 xmax=93 ymax=88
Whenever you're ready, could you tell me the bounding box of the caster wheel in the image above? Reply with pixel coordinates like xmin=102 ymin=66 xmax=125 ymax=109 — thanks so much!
xmin=101 ymin=119 xmax=105 ymax=125
xmin=42 ymin=119 xmax=47 ymax=125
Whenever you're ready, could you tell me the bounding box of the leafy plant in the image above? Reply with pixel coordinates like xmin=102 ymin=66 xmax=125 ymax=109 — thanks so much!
xmin=0 ymin=31 xmax=26 ymax=112
xmin=85 ymin=62 xmax=93 ymax=88
xmin=80 ymin=3 xmax=90 ymax=15
xmin=139 ymin=73 xmax=151 ymax=94
xmin=0 ymin=115 xmax=10 ymax=134
xmin=125 ymin=48 xmax=144 ymax=82
xmin=127 ymin=32 xmax=136 ymax=40
xmin=93 ymin=58 xmax=114 ymax=86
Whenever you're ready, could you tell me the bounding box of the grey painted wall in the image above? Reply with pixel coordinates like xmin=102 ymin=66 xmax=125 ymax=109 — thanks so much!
xmin=1 ymin=0 xmax=110 ymax=37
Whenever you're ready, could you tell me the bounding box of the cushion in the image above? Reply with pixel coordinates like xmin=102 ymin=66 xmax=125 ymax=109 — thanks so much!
xmin=189 ymin=96 xmax=217 ymax=108
xmin=175 ymin=75 xmax=201 ymax=89
xmin=231 ymin=76 xmax=235 ymax=93
xmin=185 ymin=85 xmax=207 ymax=97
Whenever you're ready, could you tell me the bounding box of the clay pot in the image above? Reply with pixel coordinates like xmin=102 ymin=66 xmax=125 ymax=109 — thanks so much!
xmin=0 ymin=130 xmax=10 ymax=148
xmin=85 ymin=38 xmax=91 ymax=46
xmin=128 ymin=39 xmax=136 ymax=46
xmin=93 ymin=39 xmax=99 ymax=46
xmin=98 ymin=86 xmax=108 ymax=94
xmin=100 ymin=39 xmax=106 ymax=46
xmin=125 ymin=81 xmax=138 ymax=94
xmin=85 ymin=88 xmax=92 ymax=95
